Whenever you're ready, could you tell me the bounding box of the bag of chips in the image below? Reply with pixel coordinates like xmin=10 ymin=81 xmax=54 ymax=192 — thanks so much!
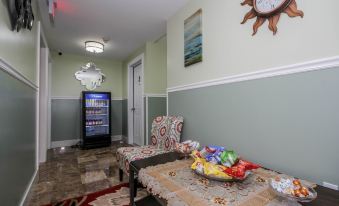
xmin=191 ymin=157 xmax=206 ymax=174
xmin=200 ymin=146 xmax=225 ymax=158
xmin=224 ymin=159 xmax=260 ymax=179
xmin=220 ymin=150 xmax=238 ymax=167
xmin=191 ymin=150 xmax=202 ymax=159
xmin=204 ymin=162 xmax=232 ymax=179
xmin=238 ymin=159 xmax=260 ymax=170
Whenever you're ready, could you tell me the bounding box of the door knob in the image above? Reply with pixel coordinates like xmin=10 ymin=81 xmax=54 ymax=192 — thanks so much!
xmin=131 ymin=107 xmax=135 ymax=111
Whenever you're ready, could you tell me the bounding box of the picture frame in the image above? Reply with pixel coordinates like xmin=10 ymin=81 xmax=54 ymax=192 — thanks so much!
xmin=184 ymin=9 xmax=202 ymax=67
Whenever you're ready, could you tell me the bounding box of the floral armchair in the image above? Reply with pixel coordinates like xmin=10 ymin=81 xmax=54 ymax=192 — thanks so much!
xmin=117 ymin=116 xmax=184 ymax=179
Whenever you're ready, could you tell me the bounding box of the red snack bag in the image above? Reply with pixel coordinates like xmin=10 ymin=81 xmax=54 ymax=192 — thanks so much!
xmin=224 ymin=159 xmax=260 ymax=179
xmin=238 ymin=159 xmax=260 ymax=170
xmin=224 ymin=164 xmax=247 ymax=179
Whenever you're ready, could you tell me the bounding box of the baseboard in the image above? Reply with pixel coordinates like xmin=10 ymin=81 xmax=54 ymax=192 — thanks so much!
xmin=51 ymin=136 xmax=126 ymax=148
xmin=112 ymin=135 xmax=123 ymax=141
xmin=19 ymin=168 xmax=38 ymax=206
xmin=51 ymin=139 xmax=80 ymax=148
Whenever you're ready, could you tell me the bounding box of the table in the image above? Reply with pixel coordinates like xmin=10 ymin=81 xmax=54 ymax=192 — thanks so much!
xmin=129 ymin=152 xmax=339 ymax=206
xmin=129 ymin=152 xmax=183 ymax=206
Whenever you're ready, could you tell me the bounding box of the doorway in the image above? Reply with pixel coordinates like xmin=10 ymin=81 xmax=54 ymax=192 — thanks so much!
xmin=127 ymin=54 xmax=144 ymax=146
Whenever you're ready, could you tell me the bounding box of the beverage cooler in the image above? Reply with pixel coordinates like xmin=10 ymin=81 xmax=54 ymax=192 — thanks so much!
xmin=81 ymin=91 xmax=111 ymax=148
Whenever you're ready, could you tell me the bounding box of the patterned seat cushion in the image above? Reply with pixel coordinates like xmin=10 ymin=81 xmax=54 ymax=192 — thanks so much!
xmin=117 ymin=146 xmax=168 ymax=175
xmin=150 ymin=116 xmax=184 ymax=151
xmin=117 ymin=116 xmax=184 ymax=175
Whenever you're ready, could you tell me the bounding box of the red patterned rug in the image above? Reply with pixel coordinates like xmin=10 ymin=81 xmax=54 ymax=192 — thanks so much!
xmin=43 ymin=183 xmax=148 ymax=206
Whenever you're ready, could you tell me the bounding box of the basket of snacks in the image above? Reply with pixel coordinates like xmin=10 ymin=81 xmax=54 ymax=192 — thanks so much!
xmin=175 ymin=140 xmax=200 ymax=158
xmin=190 ymin=146 xmax=260 ymax=181
xmin=269 ymin=176 xmax=317 ymax=202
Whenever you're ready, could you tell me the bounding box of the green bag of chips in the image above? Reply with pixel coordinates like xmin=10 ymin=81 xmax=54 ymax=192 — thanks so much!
xmin=220 ymin=150 xmax=238 ymax=167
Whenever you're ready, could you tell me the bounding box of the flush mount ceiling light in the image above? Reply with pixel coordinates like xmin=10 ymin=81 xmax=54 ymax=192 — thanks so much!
xmin=85 ymin=41 xmax=104 ymax=53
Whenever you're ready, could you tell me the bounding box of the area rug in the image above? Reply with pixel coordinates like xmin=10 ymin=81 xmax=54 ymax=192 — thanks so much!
xmin=43 ymin=183 xmax=148 ymax=206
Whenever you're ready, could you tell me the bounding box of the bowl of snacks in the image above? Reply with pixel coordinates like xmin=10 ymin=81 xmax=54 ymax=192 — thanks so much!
xmin=190 ymin=146 xmax=260 ymax=181
xmin=175 ymin=140 xmax=200 ymax=159
xmin=269 ymin=176 xmax=317 ymax=202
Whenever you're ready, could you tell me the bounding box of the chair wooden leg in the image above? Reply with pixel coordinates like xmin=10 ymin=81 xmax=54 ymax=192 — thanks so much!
xmin=134 ymin=177 xmax=138 ymax=197
xmin=119 ymin=168 xmax=123 ymax=182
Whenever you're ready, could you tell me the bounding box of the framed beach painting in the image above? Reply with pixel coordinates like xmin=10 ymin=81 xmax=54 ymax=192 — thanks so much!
xmin=184 ymin=9 xmax=202 ymax=67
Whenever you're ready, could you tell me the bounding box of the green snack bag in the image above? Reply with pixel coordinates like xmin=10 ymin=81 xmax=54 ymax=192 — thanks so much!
xmin=221 ymin=150 xmax=238 ymax=167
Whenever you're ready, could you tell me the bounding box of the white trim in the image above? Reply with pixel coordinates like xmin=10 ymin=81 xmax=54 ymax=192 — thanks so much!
xmin=51 ymin=96 xmax=124 ymax=101
xmin=127 ymin=53 xmax=145 ymax=145
xmin=166 ymin=91 xmax=169 ymax=116
xmin=0 ymin=58 xmax=38 ymax=90
xmin=51 ymin=139 xmax=80 ymax=148
xmin=167 ymin=56 xmax=339 ymax=93
xmin=35 ymin=22 xmax=41 ymax=169
xmin=145 ymin=96 xmax=149 ymax=145
xmin=144 ymin=93 xmax=167 ymax=98
xmin=19 ymin=168 xmax=38 ymax=206
xmin=47 ymin=61 xmax=52 ymax=149
xmin=38 ymin=47 xmax=49 ymax=163
xmin=51 ymin=137 xmax=125 ymax=148
xmin=51 ymin=96 xmax=80 ymax=100
xmin=112 ymin=135 xmax=123 ymax=141
xmin=111 ymin=97 xmax=124 ymax=101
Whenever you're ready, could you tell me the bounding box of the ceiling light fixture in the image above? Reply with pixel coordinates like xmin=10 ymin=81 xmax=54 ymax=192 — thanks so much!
xmin=85 ymin=41 xmax=104 ymax=53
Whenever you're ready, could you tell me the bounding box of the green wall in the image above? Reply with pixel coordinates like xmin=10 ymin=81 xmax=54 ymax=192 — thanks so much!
xmin=122 ymin=36 xmax=168 ymax=98
xmin=0 ymin=0 xmax=38 ymax=84
xmin=168 ymin=67 xmax=339 ymax=186
xmin=51 ymin=52 xmax=126 ymax=142
xmin=145 ymin=37 xmax=167 ymax=94
xmin=51 ymin=52 xmax=123 ymax=98
xmin=0 ymin=1 xmax=38 ymax=204
xmin=0 ymin=69 xmax=36 ymax=205
xmin=146 ymin=97 xmax=167 ymax=143
xmin=51 ymin=99 xmax=123 ymax=141
xmin=121 ymin=37 xmax=167 ymax=141
xmin=167 ymin=0 xmax=339 ymax=88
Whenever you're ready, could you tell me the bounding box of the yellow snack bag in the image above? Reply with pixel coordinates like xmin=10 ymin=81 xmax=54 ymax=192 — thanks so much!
xmin=191 ymin=157 xmax=205 ymax=174
xmin=204 ymin=162 xmax=232 ymax=179
xmin=191 ymin=150 xmax=202 ymax=159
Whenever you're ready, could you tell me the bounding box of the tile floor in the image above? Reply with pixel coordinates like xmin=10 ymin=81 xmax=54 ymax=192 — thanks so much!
xmin=25 ymin=141 xmax=129 ymax=206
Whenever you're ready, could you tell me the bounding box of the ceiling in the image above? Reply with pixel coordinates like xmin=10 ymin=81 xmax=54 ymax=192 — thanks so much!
xmin=37 ymin=0 xmax=188 ymax=60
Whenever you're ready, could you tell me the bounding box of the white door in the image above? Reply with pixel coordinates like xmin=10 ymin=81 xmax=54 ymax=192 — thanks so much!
xmin=133 ymin=64 xmax=143 ymax=145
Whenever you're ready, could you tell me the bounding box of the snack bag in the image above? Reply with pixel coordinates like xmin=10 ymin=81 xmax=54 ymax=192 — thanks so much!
xmin=237 ymin=159 xmax=260 ymax=170
xmin=205 ymin=147 xmax=224 ymax=164
xmin=220 ymin=150 xmax=238 ymax=167
xmin=224 ymin=164 xmax=247 ymax=179
xmin=200 ymin=145 xmax=224 ymax=158
xmin=191 ymin=150 xmax=202 ymax=159
xmin=191 ymin=157 xmax=206 ymax=174
xmin=208 ymin=145 xmax=225 ymax=152
xmin=205 ymin=155 xmax=219 ymax=165
xmin=224 ymin=159 xmax=260 ymax=179
xmin=204 ymin=162 xmax=232 ymax=179
xmin=200 ymin=146 xmax=215 ymax=158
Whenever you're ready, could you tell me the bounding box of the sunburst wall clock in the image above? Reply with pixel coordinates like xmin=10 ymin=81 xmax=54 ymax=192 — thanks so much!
xmin=241 ymin=0 xmax=304 ymax=35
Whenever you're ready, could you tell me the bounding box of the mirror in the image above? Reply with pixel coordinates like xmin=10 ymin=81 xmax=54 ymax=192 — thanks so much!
xmin=75 ymin=62 xmax=106 ymax=91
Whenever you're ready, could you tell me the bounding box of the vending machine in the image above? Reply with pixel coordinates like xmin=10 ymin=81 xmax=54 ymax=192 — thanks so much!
xmin=81 ymin=91 xmax=111 ymax=148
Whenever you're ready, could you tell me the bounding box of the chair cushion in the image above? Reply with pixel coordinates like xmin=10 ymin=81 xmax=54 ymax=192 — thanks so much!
xmin=150 ymin=116 xmax=184 ymax=151
xmin=168 ymin=116 xmax=184 ymax=151
xmin=117 ymin=146 xmax=168 ymax=174
xmin=150 ymin=116 xmax=171 ymax=149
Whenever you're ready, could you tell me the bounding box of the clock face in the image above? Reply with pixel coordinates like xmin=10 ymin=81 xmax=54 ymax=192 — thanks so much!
xmin=254 ymin=0 xmax=290 ymax=15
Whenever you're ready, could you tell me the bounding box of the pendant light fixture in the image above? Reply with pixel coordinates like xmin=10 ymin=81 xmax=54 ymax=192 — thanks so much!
xmin=85 ymin=41 xmax=104 ymax=53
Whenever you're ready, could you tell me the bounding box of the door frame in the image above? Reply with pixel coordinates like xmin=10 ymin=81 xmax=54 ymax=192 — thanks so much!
xmin=127 ymin=53 xmax=145 ymax=145
xmin=36 ymin=22 xmax=51 ymax=164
